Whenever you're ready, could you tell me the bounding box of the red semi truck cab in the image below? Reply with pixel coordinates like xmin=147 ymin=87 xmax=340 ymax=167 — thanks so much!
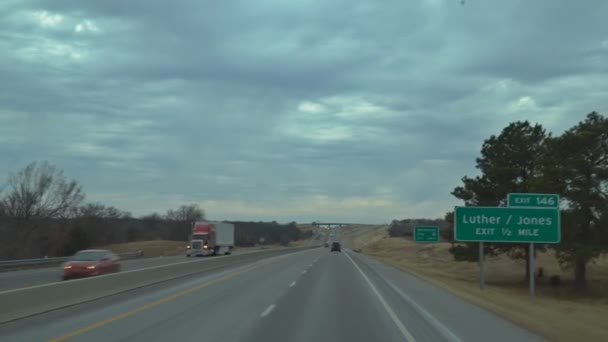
xmin=190 ymin=222 xmax=213 ymax=256
xmin=187 ymin=222 xmax=234 ymax=257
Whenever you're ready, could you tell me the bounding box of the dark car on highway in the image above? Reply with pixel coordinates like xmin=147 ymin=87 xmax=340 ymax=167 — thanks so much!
xmin=62 ymin=249 xmax=121 ymax=280
xmin=330 ymin=242 xmax=341 ymax=252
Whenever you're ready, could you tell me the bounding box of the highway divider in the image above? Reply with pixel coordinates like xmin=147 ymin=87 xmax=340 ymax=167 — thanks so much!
xmin=0 ymin=246 xmax=316 ymax=324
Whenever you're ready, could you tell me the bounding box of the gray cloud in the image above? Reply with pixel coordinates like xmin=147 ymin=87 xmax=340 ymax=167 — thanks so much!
xmin=1 ymin=0 xmax=607 ymax=222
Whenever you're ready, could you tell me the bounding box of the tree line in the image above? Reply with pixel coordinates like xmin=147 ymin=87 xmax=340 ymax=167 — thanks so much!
xmin=388 ymin=218 xmax=450 ymax=239
xmin=227 ymin=221 xmax=309 ymax=247
xmin=0 ymin=161 xmax=307 ymax=259
xmin=447 ymin=112 xmax=608 ymax=289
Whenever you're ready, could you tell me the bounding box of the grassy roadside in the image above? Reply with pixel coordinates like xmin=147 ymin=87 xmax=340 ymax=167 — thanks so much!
xmin=101 ymin=240 xmax=188 ymax=257
xmin=101 ymin=239 xmax=309 ymax=258
xmin=351 ymin=228 xmax=608 ymax=342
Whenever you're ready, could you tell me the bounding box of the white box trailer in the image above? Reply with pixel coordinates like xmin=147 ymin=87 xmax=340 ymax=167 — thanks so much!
xmin=214 ymin=222 xmax=235 ymax=248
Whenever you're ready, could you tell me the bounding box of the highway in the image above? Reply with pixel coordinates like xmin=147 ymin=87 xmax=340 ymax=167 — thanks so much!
xmin=0 ymin=227 xmax=541 ymax=342
xmin=0 ymin=248 xmax=282 ymax=292
xmin=0 ymin=255 xmax=185 ymax=292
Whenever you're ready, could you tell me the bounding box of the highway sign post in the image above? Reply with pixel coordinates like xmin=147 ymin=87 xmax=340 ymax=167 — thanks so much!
xmin=528 ymin=242 xmax=534 ymax=299
xmin=507 ymin=193 xmax=559 ymax=208
xmin=479 ymin=242 xmax=485 ymax=290
xmin=455 ymin=204 xmax=561 ymax=294
xmin=506 ymin=193 xmax=559 ymax=300
xmin=414 ymin=226 xmax=439 ymax=243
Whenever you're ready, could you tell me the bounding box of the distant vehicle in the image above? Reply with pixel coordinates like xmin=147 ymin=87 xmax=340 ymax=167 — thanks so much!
xmin=330 ymin=242 xmax=341 ymax=252
xmin=187 ymin=221 xmax=234 ymax=257
xmin=62 ymin=249 xmax=121 ymax=280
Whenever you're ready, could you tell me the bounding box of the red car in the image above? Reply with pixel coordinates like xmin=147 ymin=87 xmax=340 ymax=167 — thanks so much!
xmin=62 ymin=249 xmax=121 ymax=280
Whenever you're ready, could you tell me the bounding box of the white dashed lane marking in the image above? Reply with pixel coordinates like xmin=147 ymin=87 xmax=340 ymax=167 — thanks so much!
xmin=260 ymin=304 xmax=276 ymax=317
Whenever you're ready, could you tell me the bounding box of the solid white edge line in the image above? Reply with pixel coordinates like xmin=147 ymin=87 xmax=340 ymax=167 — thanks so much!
xmin=385 ymin=281 xmax=463 ymax=342
xmin=260 ymin=304 xmax=276 ymax=317
xmin=345 ymin=252 xmax=416 ymax=342
xmin=290 ymin=281 xmax=296 ymax=287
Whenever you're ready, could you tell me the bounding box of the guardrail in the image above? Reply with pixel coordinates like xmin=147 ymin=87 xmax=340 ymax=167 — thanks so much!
xmin=0 ymin=246 xmax=316 ymax=323
xmin=0 ymin=251 xmax=144 ymax=269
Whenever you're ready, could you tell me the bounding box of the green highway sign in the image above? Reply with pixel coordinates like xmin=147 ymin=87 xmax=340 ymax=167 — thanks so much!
xmin=414 ymin=226 xmax=439 ymax=243
xmin=454 ymin=206 xmax=560 ymax=243
xmin=508 ymin=193 xmax=559 ymax=208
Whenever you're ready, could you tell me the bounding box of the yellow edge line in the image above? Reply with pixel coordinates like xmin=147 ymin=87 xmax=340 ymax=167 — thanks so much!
xmin=49 ymin=256 xmax=284 ymax=342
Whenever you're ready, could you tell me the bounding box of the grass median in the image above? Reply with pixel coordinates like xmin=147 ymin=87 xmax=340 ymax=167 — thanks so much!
xmin=101 ymin=240 xmax=309 ymax=258
xmin=351 ymin=228 xmax=608 ymax=342
xmin=101 ymin=240 xmax=188 ymax=257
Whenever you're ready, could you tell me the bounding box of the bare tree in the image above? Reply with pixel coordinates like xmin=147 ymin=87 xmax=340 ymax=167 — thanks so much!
xmin=166 ymin=204 xmax=205 ymax=223
xmin=78 ymin=202 xmax=131 ymax=219
xmin=1 ymin=161 xmax=85 ymax=219
xmin=77 ymin=202 xmax=106 ymax=218
xmin=140 ymin=212 xmax=164 ymax=221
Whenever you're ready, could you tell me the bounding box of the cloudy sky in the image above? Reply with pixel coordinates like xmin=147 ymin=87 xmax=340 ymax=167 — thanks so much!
xmin=1 ymin=0 xmax=607 ymax=223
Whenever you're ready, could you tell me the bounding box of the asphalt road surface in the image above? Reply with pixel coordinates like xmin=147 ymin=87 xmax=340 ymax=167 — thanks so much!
xmin=0 ymin=237 xmax=541 ymax=341
xmin=0 ymin=255 xmax=188 ymax=292
xmin=0 ymin=244 xmax=319 ymax=293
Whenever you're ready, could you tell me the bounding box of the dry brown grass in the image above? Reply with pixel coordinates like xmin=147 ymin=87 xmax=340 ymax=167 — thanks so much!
xmin=101 ymin=240 xmax=305 ymax=257
xmin=238 ymin=243 xmax=303 ymax=250
xmin=349 ymin=225 xmax=388 ymax=248
xmin=288 ymin=239 xmax=310 ymax=247
xmin=100 ymin=240 xmax=188 ymax=257
xmin=297 ymin=224 xmax=317 ymax=233
xmin=352 ymin=229 xmax=608 ymax=342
